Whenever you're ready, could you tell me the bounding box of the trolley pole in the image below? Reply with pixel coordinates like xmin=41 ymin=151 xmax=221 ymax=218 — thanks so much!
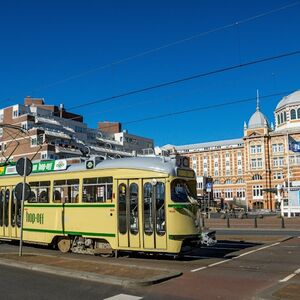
xmin=19 ymin=158 xmax=27 ymax=257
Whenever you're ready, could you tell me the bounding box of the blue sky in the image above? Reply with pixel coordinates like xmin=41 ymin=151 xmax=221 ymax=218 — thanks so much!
xmin=1 ymin=0 xmax=300 ymax=146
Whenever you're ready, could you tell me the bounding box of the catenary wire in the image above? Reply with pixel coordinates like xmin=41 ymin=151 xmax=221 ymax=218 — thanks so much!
xmin=1 ymin=0 xmax=299 ymax=104
xmin=68 ymin=49 xmax=300 ymax=110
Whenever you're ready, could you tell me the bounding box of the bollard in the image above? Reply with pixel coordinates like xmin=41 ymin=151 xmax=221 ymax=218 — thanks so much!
xmin=281 ymin=217 xmax=285 ymax=229
xmin=254 ymin=217 xmax=257 ymax=228
xmin=227 ymin=215 xmax=230 ymax=228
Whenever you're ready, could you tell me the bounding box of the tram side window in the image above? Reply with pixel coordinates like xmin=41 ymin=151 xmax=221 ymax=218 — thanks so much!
xmin=28 ymin=181 xmax=50 ymax=203
xmin=144 ymin=182 xmax=153 ymax=235
xmin=118 ymin=184 xmax=127 ymax=234
xmin=82 ymin=177 xmax=113 ymax=203
xmin=53 ymin=179 xmax=79 ymax=203
xmin=130 ymin=183 xmax=138 ymax=235
xmin=0 ymin=189 xmax=3 ymax=226
xmin=156 ymin=182 xmax=165 ymax=236
xmin=11 ymin=190 xmax=21 ymax=228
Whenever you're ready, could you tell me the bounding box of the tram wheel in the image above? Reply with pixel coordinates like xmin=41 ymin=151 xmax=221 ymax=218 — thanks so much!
xmin=57 ymin=237 xmax=71 ymax=253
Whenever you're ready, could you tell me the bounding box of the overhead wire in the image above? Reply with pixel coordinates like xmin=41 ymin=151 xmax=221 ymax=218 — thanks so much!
xmin=68 ymin=49 xmax=300 ymax=110
xmin=1 ymin=0 xmax=300 ymax=104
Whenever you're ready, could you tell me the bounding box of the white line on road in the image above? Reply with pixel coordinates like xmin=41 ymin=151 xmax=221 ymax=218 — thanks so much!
xmin=191 ymin=266 xmax=207 ymax=272
xmin=191 ymin=242 xmax=280 ymax=273
xmin=279 ymin=268 xmax=300 ymax=283
xmin=104 ymin=294 xmax=143 ymax=300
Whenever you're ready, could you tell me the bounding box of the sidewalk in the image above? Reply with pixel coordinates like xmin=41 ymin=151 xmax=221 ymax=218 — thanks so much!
xmin=0 ymin=251 xmax=182 ymax=287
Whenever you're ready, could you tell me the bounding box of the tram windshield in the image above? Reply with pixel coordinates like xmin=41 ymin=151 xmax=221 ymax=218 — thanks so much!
xmin=171 ymin=179 xmax=197 ymax=203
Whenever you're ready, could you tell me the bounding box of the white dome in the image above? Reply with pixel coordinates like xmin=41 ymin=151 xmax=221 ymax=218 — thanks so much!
xmin=276 ymin=90 xmax=300 ymax=110
xmin=248 ymin=109 xmax=269 ymax=129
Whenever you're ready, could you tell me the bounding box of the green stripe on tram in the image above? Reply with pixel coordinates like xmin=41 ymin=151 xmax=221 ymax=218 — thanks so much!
xmin=24 ymin=204 xmax=115 ymax=208
xmin=23 ymin=227 xmax=115 ymax=237
xmin=168 ymin=203 xmax=192 ymax=209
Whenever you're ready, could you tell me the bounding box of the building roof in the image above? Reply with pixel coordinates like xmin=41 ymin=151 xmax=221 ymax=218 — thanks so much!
xmin=248 ymin=108 xmax=269 ymax=129
xmin=162 ymin=138 xmax=244 ymax=152
xmin=276 ymin=90 xmax=300 ymax=110
xmin=67 ymin=156 xmax=177 ymax=176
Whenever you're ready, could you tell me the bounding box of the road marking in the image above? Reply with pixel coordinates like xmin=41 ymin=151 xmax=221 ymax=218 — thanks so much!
xmin=191 ymin=242 xmax=280 ymax=273
xmin=279 ymin=268 xmax=300 ymax=283
xmin=191 ymin=266 xmax=207 ymax=272
xmin=103 ymin=294 xmax=143 ymax=300
xmin=208 ymin=260 xmax=229 ymax=267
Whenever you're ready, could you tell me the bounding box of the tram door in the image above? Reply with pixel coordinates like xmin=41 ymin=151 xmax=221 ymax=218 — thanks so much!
xmin=143 ymin=180 xmax=167 ymax=250
xmin=0 ymin=188 xmax=11 ymax=237
xmin=117 ymin=180 xmax=140 ymax=249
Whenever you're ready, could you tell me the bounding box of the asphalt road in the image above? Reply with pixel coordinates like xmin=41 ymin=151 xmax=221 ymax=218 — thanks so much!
xmin=0 ymin=233 xmax=299 ymax=300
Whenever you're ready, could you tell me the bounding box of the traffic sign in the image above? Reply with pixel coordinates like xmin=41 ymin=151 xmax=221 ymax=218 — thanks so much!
xmin=16 ymin=158 xmax=32 ymax=176
xmin=14 ymin=182 xmax=31 ymax=201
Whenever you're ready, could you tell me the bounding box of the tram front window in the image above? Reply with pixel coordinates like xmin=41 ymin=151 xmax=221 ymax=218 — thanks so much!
xmin=171 ymin=179 xmax=196 ymax=203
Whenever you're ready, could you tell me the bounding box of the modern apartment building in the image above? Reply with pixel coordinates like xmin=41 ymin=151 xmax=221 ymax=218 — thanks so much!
xmin=0 ymin=97 xmax=154 ymax=163
xmin=163 ymin=90 xmax=300 ymax=211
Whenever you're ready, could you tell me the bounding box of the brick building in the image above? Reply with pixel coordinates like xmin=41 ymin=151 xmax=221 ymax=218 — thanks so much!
xmin=163 ymin=90 xmax=300 ymax=211
xmin=0 ymin=97 xmax=154 ymax=163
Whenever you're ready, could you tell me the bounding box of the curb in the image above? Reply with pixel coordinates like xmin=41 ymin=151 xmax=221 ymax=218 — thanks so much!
xmin=0 ymin=257 xmax=182 ymax=287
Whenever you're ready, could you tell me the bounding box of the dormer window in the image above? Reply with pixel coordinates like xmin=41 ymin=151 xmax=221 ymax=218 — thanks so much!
xmin=284 ymin=111 xmax=287 ymax=121
xmin=280 ymin=113 xmax=284 ymax=123
xmin=297 ymin=108 xmax=300 ymax=118
xmin=277 ymin=114 xmax=280 ymax=125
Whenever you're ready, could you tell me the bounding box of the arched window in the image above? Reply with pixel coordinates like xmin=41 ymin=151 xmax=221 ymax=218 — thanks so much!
xmin=236 ymin=178 xmax=244 ymax=184
xmin=280 ymin=113 xmax=284 ymax=123
xmin=284 ymin=111 xmax=287 ymax=121
xmin=224 ymin=179 xmax=232 ymax=184
xmin=277 ymin=114 xmax=280 ymax=125
xmin=297 ymin=108 xmax=300 ymax=119
xmin=252 ymin=174 xmax=262 ymax=180
xmin=213 ymin=180 xmax=220 ymax=185
xmin=291 ymin=109 xmax=296 ymax=120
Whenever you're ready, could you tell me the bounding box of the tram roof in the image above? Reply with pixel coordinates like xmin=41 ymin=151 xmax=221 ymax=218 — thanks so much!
xmin=68 ymin=156 xmax=178 ymax=175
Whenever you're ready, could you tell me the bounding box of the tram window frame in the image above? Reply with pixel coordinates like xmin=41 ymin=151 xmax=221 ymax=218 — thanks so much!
xmin=143 ymin=182 xmax=154 ymax=235
xmin=28 ymin=181 xmax=51 ymax=203
xmin=53 ymin=179 xmax=79 ymax=203
xmin=82 ymin=177 xmax=113 ymax=203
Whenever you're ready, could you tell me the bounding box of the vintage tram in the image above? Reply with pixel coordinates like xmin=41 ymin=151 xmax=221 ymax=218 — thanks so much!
xmin=0 ymin=156 xmax=216 ymax=256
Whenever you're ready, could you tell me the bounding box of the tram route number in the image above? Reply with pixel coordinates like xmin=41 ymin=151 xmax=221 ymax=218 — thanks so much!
xmin=26 ymin=212 xmax=44 ymax=224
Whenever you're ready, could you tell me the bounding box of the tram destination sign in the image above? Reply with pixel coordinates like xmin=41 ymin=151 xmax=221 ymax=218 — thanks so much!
xmin=0 ymin=159 xmax=67 ymax=176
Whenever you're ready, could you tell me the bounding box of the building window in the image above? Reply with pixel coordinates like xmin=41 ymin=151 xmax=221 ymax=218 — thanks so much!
xmin=31 ymin=137 xmax=37 ymax=146
xmin=257 ymin=158 xmax=263 ymax=168
xmin=224 ymin=189 xmax=233 ymax=199
xmin=277 ymin=114 xmax=280 ymax=125
xmin=252 ymin=185 xmax=263 ymax=199
xmin=251 ymin=159 xmax=257 ymax=168
xmin=213 ymin=190 xmax=221 ymax=198
xmin=226 ymin=170 xmax=231 ymax=176
xmin=250 ymin=146 xmax=256 ymax=154
xmin=297 ymin=108 xmax=300 ymax=119
xmin=256 ymin=145 xmax=262 ymax=153
xmin=224 ymin=179 xmax=232 ymax=184
xmin=280 ymin=113 xmax=284 ymax=123
xmin=237 ymin=188 xmax=245 ymax=199
xmin=236 ymin=178 xmax=244 ymax=184
xmin=214 ymin=180 xmax=220 ymax=185
xmin=291 ymin=109 xmax=296 ymax=120
xmin=284 ymin=111 xmax=287 ymax=121
xmin=214 ymin=170 xmax=219 ymax=176
xmin=0 ymin=112 xmax=3 ymax=122
xmin=238 ymin=169 xmax=243 ymax=175
xmin=12 ymin=109 xmax=19 ymax=118
xmin=252 ymin=174 xmax=262 ymax=180
xmin=0 ymin=128 xmax=3 ymax=137
xmin=273 ymin=172 xmax=284 ymax=180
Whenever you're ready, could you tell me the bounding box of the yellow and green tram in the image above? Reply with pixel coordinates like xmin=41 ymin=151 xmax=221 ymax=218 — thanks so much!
xmin=0 ymin=156 xmax=216 ymax=256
